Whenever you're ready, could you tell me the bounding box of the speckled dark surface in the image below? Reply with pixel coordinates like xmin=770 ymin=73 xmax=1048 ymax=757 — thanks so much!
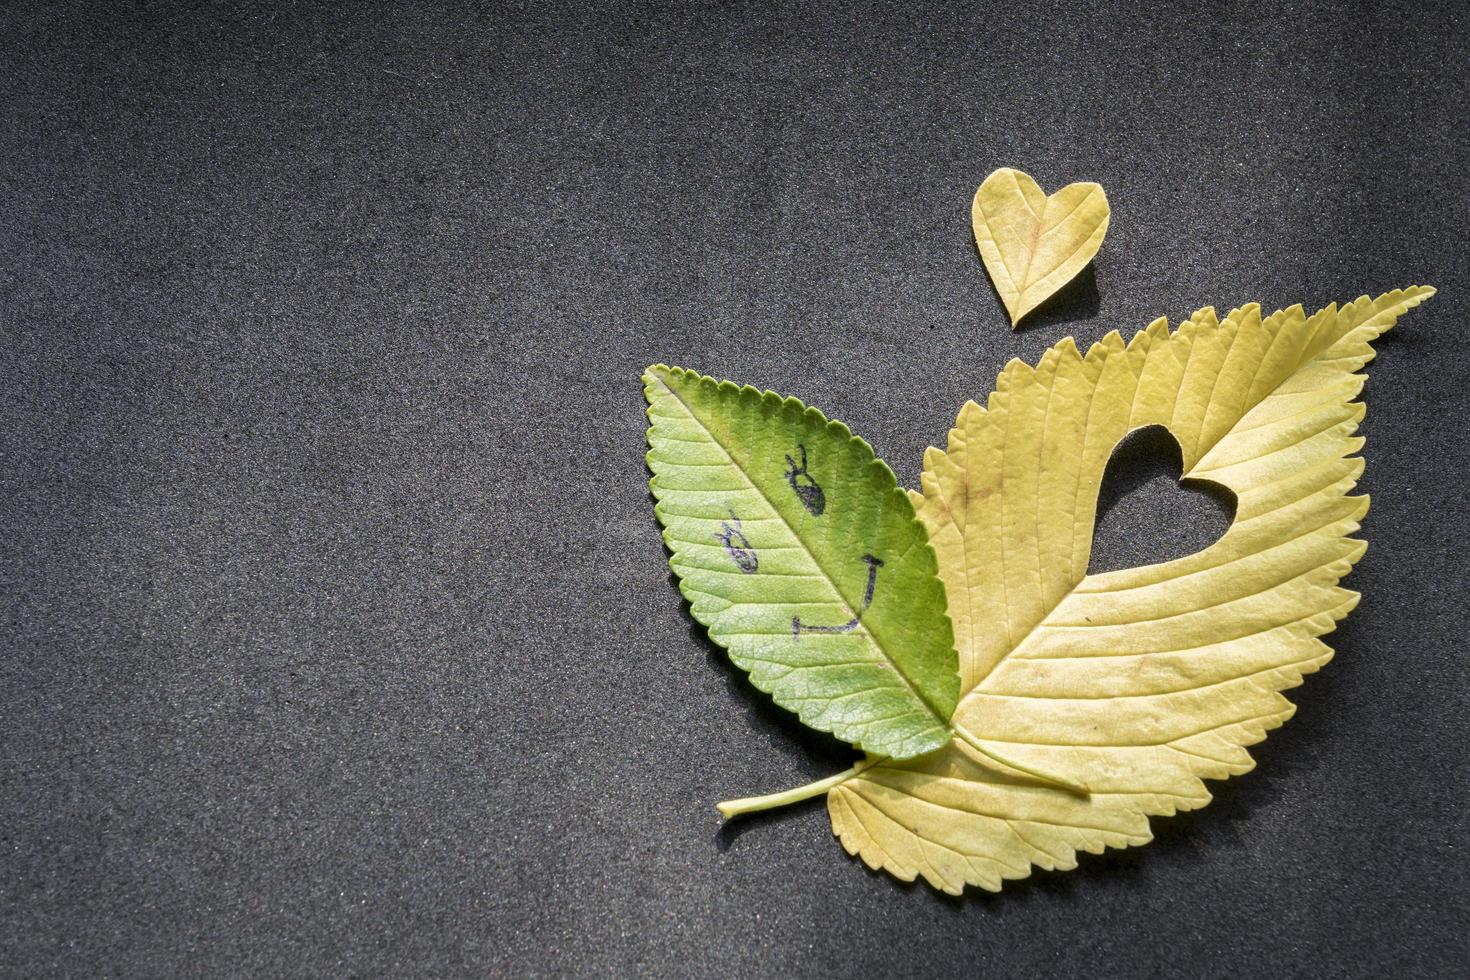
xmin=3 ymin=1 xmax=1467 ymax=976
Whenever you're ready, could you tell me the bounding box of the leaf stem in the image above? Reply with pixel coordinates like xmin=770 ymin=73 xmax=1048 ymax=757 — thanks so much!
xmin=952 ymin=725 xmax=1090 ymax=796
xmin=716 ymin=729 xmax=1087 ymax=820
xmin=717 ymin=757 xmax=882 ymax=819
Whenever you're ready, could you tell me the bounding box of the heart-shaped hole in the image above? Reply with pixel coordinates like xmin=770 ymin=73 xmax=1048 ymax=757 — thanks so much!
xmin=1088 ymin=425 xmax=1237 ymax=575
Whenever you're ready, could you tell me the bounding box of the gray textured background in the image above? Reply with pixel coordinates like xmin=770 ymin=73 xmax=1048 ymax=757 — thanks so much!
xmin=3 ymin=1 xmax=1467 ymax=976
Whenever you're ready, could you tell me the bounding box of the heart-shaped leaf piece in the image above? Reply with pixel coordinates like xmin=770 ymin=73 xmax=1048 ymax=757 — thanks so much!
xmin=972 ymin=167 xmax=1110 ymax=327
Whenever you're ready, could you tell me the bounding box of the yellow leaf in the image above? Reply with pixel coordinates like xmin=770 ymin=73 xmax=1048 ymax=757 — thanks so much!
xmin=972 ymin=167 xmax=1110 ymax=327
xmin=829 ymin=287 xmax=1435 ymax=894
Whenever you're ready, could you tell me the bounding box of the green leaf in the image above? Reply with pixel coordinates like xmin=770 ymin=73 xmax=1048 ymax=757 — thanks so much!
xmin=643 ymin=364 xmax=960 ymax=759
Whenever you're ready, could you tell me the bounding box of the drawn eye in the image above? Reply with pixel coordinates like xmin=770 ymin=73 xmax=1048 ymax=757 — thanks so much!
xmin=715 ymin=511 xmax=759 ymax=574
xmin=783 ymin=444 xmax=827 ymax=517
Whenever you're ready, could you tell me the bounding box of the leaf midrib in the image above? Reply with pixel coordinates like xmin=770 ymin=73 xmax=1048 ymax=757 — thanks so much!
xmin=1011 ymin=175 xmax=1098 ymax=308
xmin=654 ymin=371 xmax=952 ymax=727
